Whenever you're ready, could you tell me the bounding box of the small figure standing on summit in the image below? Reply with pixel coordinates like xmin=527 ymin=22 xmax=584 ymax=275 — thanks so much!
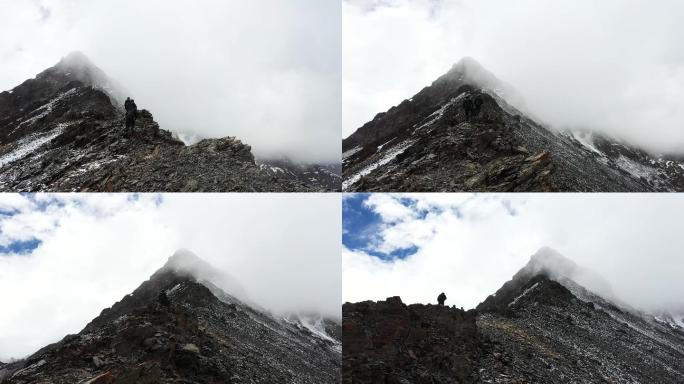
xmin=463 ymin=94 xmax=484 ymax=121
xmin=437 ymin=292 xmax=447 ymax=306
xmin=158 ymin=290 xmax=170 ymax=307
xmin=124 ymin=97 xmax=137 ymax=135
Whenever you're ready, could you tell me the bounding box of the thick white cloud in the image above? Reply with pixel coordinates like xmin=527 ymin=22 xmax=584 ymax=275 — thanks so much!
xmin=0 ymin=193 xmax=341 ymax=362
xmin=343 ymin=193 xmax=684 ymax=318
xmin=343 ymin=0 xmax=684 ymax=155
xmin=0 ymin=0 xmax=340 ymax=163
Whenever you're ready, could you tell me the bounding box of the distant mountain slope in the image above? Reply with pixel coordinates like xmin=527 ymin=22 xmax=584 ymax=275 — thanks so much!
xmin=342 ymin=57 xmax=684 ymax=192
xmin=0 ymin=52 xmax=338 ymax=192
xmin=342 ymin=248 xmax=684 ymax=383
xmin=258 ymin=159 xmax=341 ymax=191
xmin=0 ymin=250 xmax=341 ymax=383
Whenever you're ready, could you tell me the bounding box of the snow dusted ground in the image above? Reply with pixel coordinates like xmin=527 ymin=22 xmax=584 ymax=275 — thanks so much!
xmin=0 ymin=123 xmax=68 ymax=168
xmin=614 ymin=154 xmax=659 ymax=179
xmin=259 ymin=164 xmax=286 ymax=174
xmin=412 ymin=94 xmax=465 ymax=134
xmin=284 ymin=315 xmax=341 ymax=353
xmin=508 ymin=282 xmax=540 ymax=307
xmin=342 ymin=139 xmax=416 ymax=190
xmin=655 ymin=315 xmax=684 ymax=330
xmin=571 ymin=131 xmax=604 ymax=156
xmin=342 ymin=146 xmax=362 ymax=161
xmin=12 ymin=89 xmax=77 ymax=134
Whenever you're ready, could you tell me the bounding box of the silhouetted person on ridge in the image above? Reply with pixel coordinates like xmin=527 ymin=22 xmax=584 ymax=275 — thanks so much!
xmin=464 ymin=94 xmax=484 ymax=121
xmin=158 ymin=290 xmax=170 ymax=307
xmin=473 ymin=95 xmax=483 ymax=116
xmin=437 ymin=292 xmax=446 ymax=306
xmin=124 ymin=97 xmax=137 ymax=136
xmin=463 ymin=97 xmax=473 ymax=120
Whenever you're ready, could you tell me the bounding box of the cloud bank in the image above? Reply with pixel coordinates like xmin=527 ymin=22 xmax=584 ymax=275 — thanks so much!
xmin=343 ymin=193 xmax=684 ymax=318
xmin=0 ymin=193 xmax=341 ymax=362
xmin=343 ymin=0 xmax=684 ymax=155
xmin=0 ymin=0 xmax=341 ymax=163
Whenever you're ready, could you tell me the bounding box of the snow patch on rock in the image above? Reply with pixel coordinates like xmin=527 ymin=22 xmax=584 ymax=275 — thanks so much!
xmin=0 ymin=123 xmax=68 ymax=168
xmin=343 ymin=139 xmax=415 ymax=190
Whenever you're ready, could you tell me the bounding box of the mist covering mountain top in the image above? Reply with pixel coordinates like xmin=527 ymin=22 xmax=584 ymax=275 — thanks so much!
xmin=343 ymin=0 xmax=684 ymax=157
xmin=342 ymin=57 xmax=684 ymax=191
xmin=440 ymin=57 xmax=527 ymax=112
xmin=343 ymin=247 xmax=684 ymax=383
xmin=513 ymin=247 xmax=617 ymax=302
xmin=2 ymin=1 xmax=340 ymax=163
xmin=0 ymin=249 xmax=341 ymax=383
xmin=0 ymin=52 xmax=340 ymax=191
xmin=161 ymin=249 xmax=249 ymax=304
xmin=52 ymin=51 xmax=127 ymax=105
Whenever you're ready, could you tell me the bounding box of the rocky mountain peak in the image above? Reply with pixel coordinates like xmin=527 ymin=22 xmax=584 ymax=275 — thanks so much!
xmin=157 ymin=249 xmax=248 ymax=304
xmin=442 ymin=56 xmax=492 ymax=84
xmin=344 ymin=251 xmax=684 ymax=383
xmin=0 ymin=251 xmax=341 ymax=383
xmin=477 ymin=248 xmax=617 ymax=316
xmin=55 ymin=51 xmax=96 ymax=73
xmin=36 ymin=51 xmax=126 ymax=105
xmin=343 ymin=53 xmax=684 ymax=192
xmin=0 ymin=53 xmax=339 ymax=191
xmin=519 ymin=247 xmax=579 ymax=279
xmin=162 ymin=248 xmax=214 ymax=275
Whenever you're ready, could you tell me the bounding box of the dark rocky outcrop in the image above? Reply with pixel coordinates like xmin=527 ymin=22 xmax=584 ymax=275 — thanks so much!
xmin=343 ymin=296 xmax=482 ymax=384
xmin=343 ymin=249 xmax=684 ymax=383
xmin=0 ymin=250 xmax=341 ymax=383
xmin=343 ymin=57 xmax=684 ymax=192
xmin=0 ymin=52 xmax=340 ymax=192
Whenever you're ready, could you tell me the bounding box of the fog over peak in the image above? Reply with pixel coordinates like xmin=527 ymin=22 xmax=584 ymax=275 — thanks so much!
xmin=523 ymin=247 xmax=617 ymax=304
xmin=161 ymin=248 xmax=249 ymax=305
xmin=1 ymin=1 xmax=341 ymax=163
xmin=343 ymin=0 xmax=684 ymax=154
xmin=0 ymin=194 xmax=341 ymax=362
xmin=342 ymin=194 xmax=684 ymax=318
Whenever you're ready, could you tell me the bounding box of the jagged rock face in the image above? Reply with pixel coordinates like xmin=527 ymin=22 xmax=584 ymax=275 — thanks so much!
xmin=343 ymin=58 xmax=684 ymax=192
xmin=477 ymin=277 xmax=684 ymax=383
xmin=0 ymin=53 xmax=336 ymax=192
xmin=343 ymin=250 xmax=684 ymax=383
xmin=477 ymin=251 xmax=684 ymax=383
xmin=0 ymin=254 xmax=341 ymax=384
xmin=342 ymin=296 xmax=483 ymax=383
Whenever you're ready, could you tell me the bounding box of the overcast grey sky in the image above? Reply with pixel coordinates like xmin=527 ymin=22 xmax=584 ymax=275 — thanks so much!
xmin=0 ymin=193 xmax=341 ymax=362
xmin=343 ymin=193 xmax=684 ymax=317
xmin=343 ymin=0 xmax=684 ymax=155
xmin=0 ymin=0 xmax=340 ymax=163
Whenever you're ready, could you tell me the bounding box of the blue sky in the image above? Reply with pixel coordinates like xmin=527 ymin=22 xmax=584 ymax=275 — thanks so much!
xmin=343 ymin=194 xmax=435 ymax=260
xmin=343 ymin=193 xmax=484 ymax=260
xmin=0 ymin=238 xmax=42 ymax=255
xmin=0 ymin=194 xmax=164 ymax=257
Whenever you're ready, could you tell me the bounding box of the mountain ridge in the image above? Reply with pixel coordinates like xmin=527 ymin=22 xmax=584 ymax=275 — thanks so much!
xmin=342 ymin=57 xmax=684 ymax=192
xmin=0 ymin=52 xmax=341 ymax=192
xmin=0 ymin=249 xmax=341 ymax=383
xmin=342 ymin=248 xmax=684 ymax=383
